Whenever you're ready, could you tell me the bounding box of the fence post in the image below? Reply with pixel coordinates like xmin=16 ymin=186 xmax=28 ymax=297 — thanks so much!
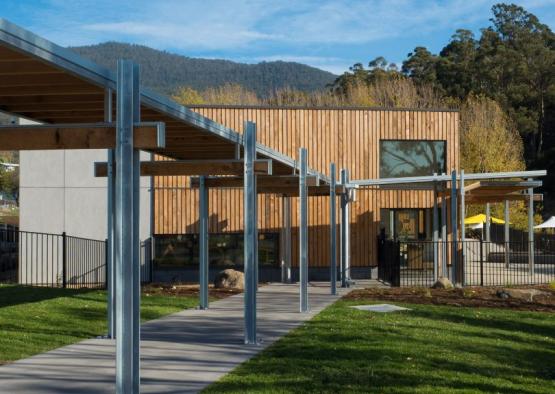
xmin=479 ymin=238 xmax=484 ymax=287
xmin=62 ymin=231 xmax=67 ymax=288
xmin=105 ymin=239 xmax=109 ymax=289
xmin=149 ymin=238 xmax=154 ymax=283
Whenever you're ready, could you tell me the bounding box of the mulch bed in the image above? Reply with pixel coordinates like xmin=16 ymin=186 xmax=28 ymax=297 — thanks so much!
xmin=344 ymin=285 xmax=555 ymax=312
xmin=143 ymin=283 xmax=242 ymax=300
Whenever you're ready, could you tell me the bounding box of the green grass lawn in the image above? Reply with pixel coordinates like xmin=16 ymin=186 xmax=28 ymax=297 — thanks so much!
xmin=206 ymin=300 xmax=555 ymax=394
xmin=0 ymin=284 xmax=198 ymax=364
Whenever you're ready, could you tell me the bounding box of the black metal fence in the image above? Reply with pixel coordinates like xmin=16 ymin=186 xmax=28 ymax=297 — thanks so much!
xmin=377 ymin=237 xmax=555 ymax=287
xmin=0 ymin=229 xmax=153 ymax=288
xmin=465 ymin=240 xmax=555 ymax=286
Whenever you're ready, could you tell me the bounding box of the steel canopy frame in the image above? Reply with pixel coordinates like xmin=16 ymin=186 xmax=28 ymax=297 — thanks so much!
xmin=0 ymin=18 xmax=327 ymax=181
xmin=348 ymin=170 xmax=547 ymax=188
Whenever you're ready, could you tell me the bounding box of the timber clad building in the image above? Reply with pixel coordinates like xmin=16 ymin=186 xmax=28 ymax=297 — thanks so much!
xmin=153 ymin=106 xmax=459 ymax=280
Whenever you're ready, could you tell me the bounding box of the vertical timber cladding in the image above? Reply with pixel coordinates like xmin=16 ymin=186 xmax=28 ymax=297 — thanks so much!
xmin=154 ymin=107 xmax=459 ymax=268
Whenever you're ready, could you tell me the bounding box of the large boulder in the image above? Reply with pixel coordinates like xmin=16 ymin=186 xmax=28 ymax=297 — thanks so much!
xmin=214 ymin=269 xmax=244 ymax=289
xmin=432 ymin=277 xmax=454 ymax=289
xmin=497 ymin=288 xmax=547 ymax=302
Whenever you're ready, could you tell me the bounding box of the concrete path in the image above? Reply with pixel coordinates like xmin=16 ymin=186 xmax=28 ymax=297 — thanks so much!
xmin=0 ymin=281 xmax=371 ymax=393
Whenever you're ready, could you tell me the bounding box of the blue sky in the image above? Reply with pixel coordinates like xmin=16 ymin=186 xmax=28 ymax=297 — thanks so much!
xmin=3 ymin=0 xmax=554 ymax=75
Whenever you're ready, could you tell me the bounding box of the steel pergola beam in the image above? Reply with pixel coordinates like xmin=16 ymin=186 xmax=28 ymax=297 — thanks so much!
xmin=94 ymin=159 xmax=272 ymax=177
xmin=199 ymin=176 xmax=209 ymax=310
xmin=0 ymin=122 xmax=164 ymax=150
xmin=329 ymin=163 xmax=337 ymax=295
xmin=243 ymin=121 xmax=257 ymax=344
xmin=114 ymin=59 xmax=140 ymax=393
xmin=105 ymin=87 xmax=116 ymax=340
xmin=299 ymin=147 xmax=309 ymax=313
xmin=348 ymin=170 xmax=547 ymax=187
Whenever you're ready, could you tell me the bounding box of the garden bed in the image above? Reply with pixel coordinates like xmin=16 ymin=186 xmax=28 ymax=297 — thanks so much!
xmin=345 ymin=284 xmax=555 ymax=312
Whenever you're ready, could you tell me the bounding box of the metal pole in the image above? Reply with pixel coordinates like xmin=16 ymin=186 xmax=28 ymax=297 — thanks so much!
xmin=345 ymin=171 xmax=351 ymax=284
xmin=149 ymin=152 xmax=155 ymax=283
xmin=283 ymin=197 xmax=292 ymax=283
xmin=105 ymin=88 xmax=116 ymax=339
xmin=504 ymin=200 xmax=510 ymax=268
xmin=299 ymin=148 xmax=309 ymax=312
xmin=459 ymin=169 xmax=465 ymax=286
xmin=528 ymin=179 xmax=534 ymax=275
xmin=340 ymin=169 xmax=347 ymax=287
xmin=131 ymin=63 xmax=141 ymax=394
xmin=432 ymin=174 xmax=439 ymax=282
xmin=441 ymin=192 xmax=448 ymax=277
xmin=199 ymin=176 xmax=209 ymax=309
xmin=115 ymin=59 xmax=139 ymax=393
xmin=107 ymin=149 xmax=116 ymax=337
xmin=485 ymin=203 xmax=491 ymax=242
xmin=62 ymin=231 xmax=67 ymax=288
xmin=330 ymin=163 xmax=337 ymax=295
xmin=450 ymin=170 xmax=458 ymax=283
xmin=243 ymin=121 xmax=257 ymax=344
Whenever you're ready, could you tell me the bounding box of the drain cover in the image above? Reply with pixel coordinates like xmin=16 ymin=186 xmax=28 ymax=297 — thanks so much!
xmin=350 ymin=304 xmax=411 ymax=313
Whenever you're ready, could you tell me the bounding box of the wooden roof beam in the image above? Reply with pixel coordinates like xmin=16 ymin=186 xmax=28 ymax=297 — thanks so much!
xmin=466 ymin=194 xmax=543 ymax=203
xmin=94 ymin=159 xmax=272 ymax=177
xmin=0 ymin=122 xmax=165 ymax=150
xmin=189 ymin=175 xmax=320 ymax=189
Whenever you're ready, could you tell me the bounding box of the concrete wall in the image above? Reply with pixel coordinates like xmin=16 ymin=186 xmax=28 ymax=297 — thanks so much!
xmin=19 ymin=120 xmax=152 ymax=241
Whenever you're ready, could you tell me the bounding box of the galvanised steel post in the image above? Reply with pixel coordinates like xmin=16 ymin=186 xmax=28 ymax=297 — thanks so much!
xmin=199 ymin=176 xmax=209 ymax=309
xmin=243 ymin=121 xmax=257 ymax=344
xmin=450 ymin=170 xmax=458 ymax=283
xmin=459 ymin=170 xmax=465 ymax=286
xmin=528 ymin=179 xmax=534 ymax=275
xmin=281 ymin=197 xmax=292 ymax=283
xmin=299 ymin=147 xmax=309 ymax=312
xmin=340 ymin=169 xmax=350 ymax=288
xmin=504 ymin=200 xmax=510 ymax=268
xmin=432 ymin=174 xmax=439 ymax=282
xmin=329 ymin=163 xmax=337 ymax=295
xmin=115 ymin=59 xmax=139 ymax=393
xmin=131 ymin=63 xmax=141 ymax=394
xmin=105 ymin=87 xmax=116 ymax=339
xmin=485 ymin=203 xmax=491 ymax=242
xmin=441 ymin=192 xmax=448 ymax=277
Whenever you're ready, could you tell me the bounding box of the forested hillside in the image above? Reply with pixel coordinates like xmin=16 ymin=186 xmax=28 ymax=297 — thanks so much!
xmin=70 ymin=42 xmax=336 ymax=96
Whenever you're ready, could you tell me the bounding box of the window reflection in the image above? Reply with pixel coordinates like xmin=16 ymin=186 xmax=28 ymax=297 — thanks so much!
xmin=153 ymin=232 xmax=279 ymax=269
xmin=380 ymin=140 xmax=446 ymax=178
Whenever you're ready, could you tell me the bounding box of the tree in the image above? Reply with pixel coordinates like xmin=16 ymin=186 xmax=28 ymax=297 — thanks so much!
xmin=171 ymin=86 xmax=205 ymax=105
xmin=460 ymin=94 xmax=533 ymax=229
xmin=437 ymin=29 xmax=479 ymax=98
xmin=402 ymin=46 xmax=438 ymax=86
xmin=477 ymin=4 xmax=555 ymax=163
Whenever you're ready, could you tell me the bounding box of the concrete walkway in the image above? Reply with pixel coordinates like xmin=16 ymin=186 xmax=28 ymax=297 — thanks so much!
xmin=0 ymin=281 xmax=369 ymax=393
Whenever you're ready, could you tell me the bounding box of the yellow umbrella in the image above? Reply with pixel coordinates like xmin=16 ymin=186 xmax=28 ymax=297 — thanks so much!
xmin=464 ymin=213 xmax=505 ymax=225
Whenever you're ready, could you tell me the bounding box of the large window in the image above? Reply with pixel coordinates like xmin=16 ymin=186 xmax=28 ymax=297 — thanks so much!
xmin=380 ymin=140 xmax=446 ymax=178
xmin=153 ymin=232 xmax=279 ymax=269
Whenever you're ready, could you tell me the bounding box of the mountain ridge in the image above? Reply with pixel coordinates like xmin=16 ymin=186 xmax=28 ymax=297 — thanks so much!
xmin=70 ymin=42 xmax=337 ymax=96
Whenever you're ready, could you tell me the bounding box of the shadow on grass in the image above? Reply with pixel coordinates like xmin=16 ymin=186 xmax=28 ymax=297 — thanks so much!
xmin=0 ymin=285 xmax=97 ymax=308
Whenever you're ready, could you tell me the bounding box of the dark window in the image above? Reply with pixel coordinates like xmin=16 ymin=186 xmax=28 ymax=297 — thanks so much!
xmin=380 ymin=140 xmax=446 ymax=178
xmin=153 ymin=232 xmax=279 ymax=269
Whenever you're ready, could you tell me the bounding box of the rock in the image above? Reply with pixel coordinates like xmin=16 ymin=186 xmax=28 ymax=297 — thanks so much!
xmin=214 ymin=269 xmax=244 ymax=289
xmin=432 ymin=277 xmax=453 ymax=289
xmin=497 ymin=288 xmax=547 ymax=302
